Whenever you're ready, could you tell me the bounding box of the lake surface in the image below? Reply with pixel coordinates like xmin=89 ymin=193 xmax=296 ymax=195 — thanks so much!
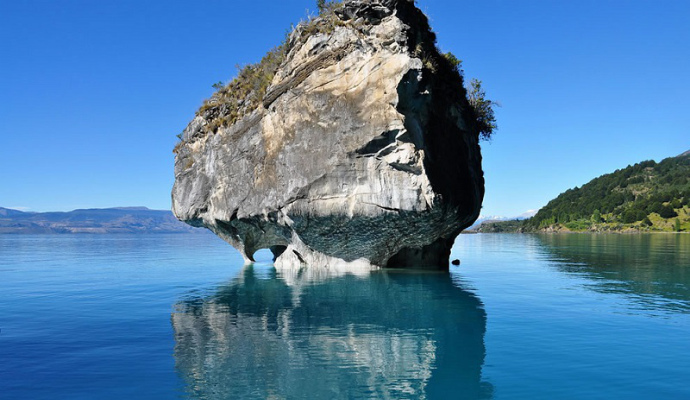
xmin=1 ymin=233 xmax=688 ymax=399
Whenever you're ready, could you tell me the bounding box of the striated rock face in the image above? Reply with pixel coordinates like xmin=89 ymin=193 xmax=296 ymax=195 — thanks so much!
xmin=172 ymin=0 xmax=484 ymax=269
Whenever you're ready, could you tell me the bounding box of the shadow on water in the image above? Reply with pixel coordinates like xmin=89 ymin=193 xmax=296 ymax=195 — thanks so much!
xmin=172 ymin=266 xmax=493 ymax=399
xmin=535 ymin=233 xmax=690 ymax=313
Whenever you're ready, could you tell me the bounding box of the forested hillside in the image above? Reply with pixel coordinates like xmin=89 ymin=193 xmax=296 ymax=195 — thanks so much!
xmin=522 ymin=151 xmax=690 ymax=232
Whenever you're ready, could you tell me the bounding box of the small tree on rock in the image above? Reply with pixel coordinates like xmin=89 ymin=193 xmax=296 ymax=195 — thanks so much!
xmin=467 ymin=78 xmax=498 ymax=141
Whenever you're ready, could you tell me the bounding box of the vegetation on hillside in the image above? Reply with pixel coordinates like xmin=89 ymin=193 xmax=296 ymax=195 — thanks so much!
xmin=512 ymin=152 xmax=690 ymax=233
xmin=475 ymin=152 xmax=690 ymax=233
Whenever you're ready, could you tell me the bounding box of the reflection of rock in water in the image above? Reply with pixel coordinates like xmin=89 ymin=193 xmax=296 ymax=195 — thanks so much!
xmin=172 ymin=267 xmax=491 ymax=399
xmin=535 ymin=233 xmax=690 ymax=312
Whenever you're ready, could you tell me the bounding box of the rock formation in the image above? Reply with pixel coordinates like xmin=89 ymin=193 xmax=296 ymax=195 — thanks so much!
xmin=172 ymin=0 xmax=485 ymax=269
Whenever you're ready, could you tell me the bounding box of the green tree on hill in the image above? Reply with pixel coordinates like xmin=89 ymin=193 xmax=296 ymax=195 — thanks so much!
xmin=592 ymin=209 xmax=601 ymax=223
xmin=659 ymin=205 xmax=678 ymax=218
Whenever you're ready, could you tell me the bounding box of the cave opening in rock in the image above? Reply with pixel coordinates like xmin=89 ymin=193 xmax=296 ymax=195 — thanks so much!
xmin=252 ymin=246 xmax=288 ymax=263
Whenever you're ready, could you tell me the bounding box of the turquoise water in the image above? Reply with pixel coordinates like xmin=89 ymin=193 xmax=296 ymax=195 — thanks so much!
xmin=1 ymin=233 xmax=688 ymax=399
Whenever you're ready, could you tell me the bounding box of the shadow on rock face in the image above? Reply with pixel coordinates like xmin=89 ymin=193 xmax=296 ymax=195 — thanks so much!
xmin=172 ymin=267 xmax=493 ymax=399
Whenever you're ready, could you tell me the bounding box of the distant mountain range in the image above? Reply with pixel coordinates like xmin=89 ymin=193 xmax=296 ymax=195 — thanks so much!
xmin=0 ymin=207 xmax=206 ymax=234
xmin=467 ymin=210 xmax=537 ymax=231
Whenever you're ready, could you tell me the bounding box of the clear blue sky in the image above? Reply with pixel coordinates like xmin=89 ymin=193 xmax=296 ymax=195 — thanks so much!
xmin=1 ymin=0 xmax=688 ymax=217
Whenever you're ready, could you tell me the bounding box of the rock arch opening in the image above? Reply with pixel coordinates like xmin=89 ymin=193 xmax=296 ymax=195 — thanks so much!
xmin=252 ymin=246 xmax=288 ymax=263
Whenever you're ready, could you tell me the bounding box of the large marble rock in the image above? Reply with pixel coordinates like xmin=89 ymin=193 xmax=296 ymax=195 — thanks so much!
xmin=172 ymin=0 xmax=484 ymax=269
